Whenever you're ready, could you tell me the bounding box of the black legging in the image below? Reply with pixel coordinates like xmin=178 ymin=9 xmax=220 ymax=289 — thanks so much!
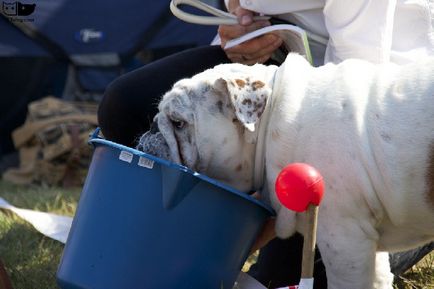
xmin=97 ymin=45 xmax=328 ymax=289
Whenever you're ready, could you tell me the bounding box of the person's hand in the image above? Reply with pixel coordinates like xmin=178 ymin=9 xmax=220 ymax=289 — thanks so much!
xmin=218 ymin=0 xmax=282 ymax=65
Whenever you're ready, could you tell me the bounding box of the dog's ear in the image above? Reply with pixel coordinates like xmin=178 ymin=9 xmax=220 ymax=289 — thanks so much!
xmin=213 ymin=77 xmax=271 ymax=132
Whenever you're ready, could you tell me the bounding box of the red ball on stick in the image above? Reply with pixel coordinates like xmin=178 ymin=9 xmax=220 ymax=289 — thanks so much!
xmin=275 ymin=163 xmax=324 ymax=212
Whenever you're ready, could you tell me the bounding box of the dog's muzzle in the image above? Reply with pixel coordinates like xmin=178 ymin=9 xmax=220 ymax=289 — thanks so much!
xmin=136 ymin=122 xmax=171 ymax=160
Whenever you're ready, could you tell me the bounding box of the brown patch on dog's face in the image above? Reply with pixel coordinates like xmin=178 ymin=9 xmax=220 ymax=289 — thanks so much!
xmin=214 ymin=76 xmax=271 ymax=132
xmin=235 ymin=79 xmax=246 ymax=88
xmin=427 ymin=143 xmax=434 ymax=207
xmin=252 ymin=80 xmax=265 ymax=91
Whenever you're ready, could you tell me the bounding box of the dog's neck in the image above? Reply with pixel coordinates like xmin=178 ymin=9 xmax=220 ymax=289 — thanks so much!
xmin=252 ymin=71 xmax=278 ymax=192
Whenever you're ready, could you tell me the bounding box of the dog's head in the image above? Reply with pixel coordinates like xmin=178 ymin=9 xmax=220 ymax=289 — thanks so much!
xmin=138 ymin=63 xmax=277 ymax=192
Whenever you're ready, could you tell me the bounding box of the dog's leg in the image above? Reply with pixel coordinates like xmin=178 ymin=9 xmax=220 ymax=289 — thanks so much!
xmin=373 ymin=252 xmax=394 ymax=289
xmin=317 ymin=222 xmax=379 ymax=289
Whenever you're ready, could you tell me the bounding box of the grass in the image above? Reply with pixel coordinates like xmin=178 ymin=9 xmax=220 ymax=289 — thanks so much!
xmin=0 ymin=180 xmax=80 ymax=289
xmin=393 ymin=253 xmax=434 ymax=289
xmin=0 ymin=180 xmax=433 ymax=289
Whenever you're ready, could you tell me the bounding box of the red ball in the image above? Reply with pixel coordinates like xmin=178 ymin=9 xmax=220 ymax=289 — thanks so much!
xmin=275 ymin=163 xmax=324 ymax=212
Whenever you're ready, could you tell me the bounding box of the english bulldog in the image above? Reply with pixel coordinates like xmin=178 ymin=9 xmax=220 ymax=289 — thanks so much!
xmin=137 ymin=54 xmax=434 ymax=289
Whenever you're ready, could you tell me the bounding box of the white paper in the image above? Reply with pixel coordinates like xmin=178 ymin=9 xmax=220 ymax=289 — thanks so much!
xmin=224 ymin=24 xmax=306 ymax=49
xmin=119 ymin=150 xmax=133 ymax=163
xmin=298 ymin=278 xmax=314 ymax=289
xmin=275 ymin=278 xmax=313 ymax=289
xmin=0 ymin=197 xmax=72 ymax=244
xmin=224 ymin=24 xmax=313 ymax=64
xmin=138 ymin=156 xmax=154 ymax=169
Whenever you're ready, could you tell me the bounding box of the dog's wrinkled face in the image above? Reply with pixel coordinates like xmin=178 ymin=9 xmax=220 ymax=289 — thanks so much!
xmin=138 ymin=64 xmax=274 ymax=192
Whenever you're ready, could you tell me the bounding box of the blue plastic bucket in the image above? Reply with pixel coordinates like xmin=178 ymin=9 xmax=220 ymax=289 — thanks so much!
xmin=57 ymin=130 xmax=274 ymax=289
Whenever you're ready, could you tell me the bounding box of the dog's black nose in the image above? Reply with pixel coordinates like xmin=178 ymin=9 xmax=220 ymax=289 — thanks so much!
xmin=150 ymin=121 xmax=159 ymax=134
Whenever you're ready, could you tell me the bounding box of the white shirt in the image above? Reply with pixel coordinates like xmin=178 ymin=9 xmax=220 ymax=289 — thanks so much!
xmin=228 ymin=0 xmax=434 ymax=66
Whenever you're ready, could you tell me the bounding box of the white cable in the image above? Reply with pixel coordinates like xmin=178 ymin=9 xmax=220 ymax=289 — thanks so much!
xmin=170 ymin=0 xmax=269 ymax=25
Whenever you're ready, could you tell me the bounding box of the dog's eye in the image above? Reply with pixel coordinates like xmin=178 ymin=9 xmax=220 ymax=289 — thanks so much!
xmin=171 ymin=119 xmax=185 ymax=129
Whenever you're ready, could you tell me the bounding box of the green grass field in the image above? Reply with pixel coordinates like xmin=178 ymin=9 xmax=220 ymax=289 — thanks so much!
xmin=0 ymin=181 xmax=80 ymax=289
xmin=0 ymin=180 xmax=432 ymax=289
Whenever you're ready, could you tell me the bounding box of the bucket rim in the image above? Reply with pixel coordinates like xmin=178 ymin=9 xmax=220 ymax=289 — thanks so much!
xmin=89 ymin=131 xmax=275 ymax=216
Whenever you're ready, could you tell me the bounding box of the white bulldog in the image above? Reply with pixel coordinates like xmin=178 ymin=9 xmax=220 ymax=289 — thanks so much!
xmin=138 ymin=54 xmax=434 ymax=289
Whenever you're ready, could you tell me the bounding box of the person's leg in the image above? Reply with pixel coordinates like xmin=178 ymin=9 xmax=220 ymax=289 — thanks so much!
xmin=97 ymin=45 xmax=230 ymax=147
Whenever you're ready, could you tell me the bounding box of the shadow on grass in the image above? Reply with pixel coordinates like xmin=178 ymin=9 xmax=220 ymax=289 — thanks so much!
xmin=0 ymin=206 xmax=67 ymax=289
xmin=0 ymin=180 xmax=81 ymax=289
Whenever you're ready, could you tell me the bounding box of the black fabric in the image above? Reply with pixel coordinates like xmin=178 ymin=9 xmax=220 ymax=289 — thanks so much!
xmin=97 ymin=44 xmax=328 ymax=288
xmin=0 ymin=57 xmax=66 ymax=156
xmin=0 ymin=13 xmax=70 ymax=62
xmin=249 ymin=235 xmax=328 ymax=289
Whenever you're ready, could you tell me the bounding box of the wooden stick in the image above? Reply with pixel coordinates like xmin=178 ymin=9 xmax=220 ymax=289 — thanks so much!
xmin=301 ymin=204 xmax=319 ymax=278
